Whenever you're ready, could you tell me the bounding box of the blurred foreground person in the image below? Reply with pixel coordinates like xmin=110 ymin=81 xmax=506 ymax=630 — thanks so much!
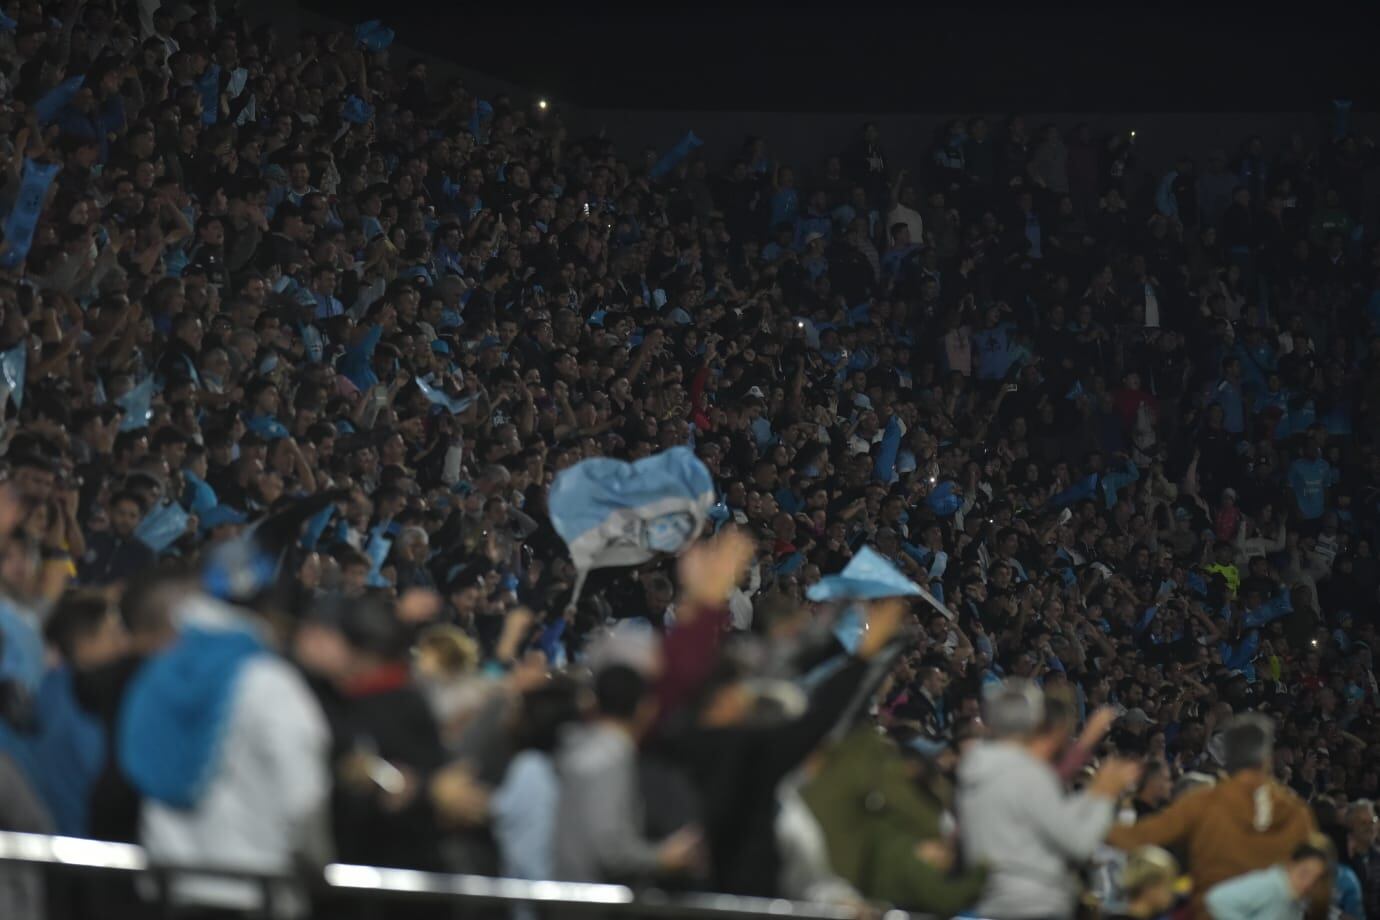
xmin=958 ymin=678 xmax=1142 ymax=919
xmin=804 ymin=723 xmax=987 ymax=914
xmin=554 ymin=662 xmax=703 ymax=884
xmin=1105 ymin=846 xmax=1181 ymax=920
xmin=1108 ymin=714 xmax=1326 ymax=918
xmin=0 ymin=627 xmax=54 ymax=920
xmin=117 ymin=504 xmax=334 ymax=918
xmin=1204 ymin=835 xmax=1334 ymax=920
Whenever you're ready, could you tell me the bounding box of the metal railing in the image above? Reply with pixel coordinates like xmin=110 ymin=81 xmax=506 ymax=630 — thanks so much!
xmin=0 ymin=830 xmax=917 ymax=919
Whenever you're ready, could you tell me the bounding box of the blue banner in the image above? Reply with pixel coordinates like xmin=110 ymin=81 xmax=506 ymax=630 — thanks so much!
xmin=0 ymin=159 xmax=62 ymax=269
xmin=135 ymin=501 xmax=191 ymax=554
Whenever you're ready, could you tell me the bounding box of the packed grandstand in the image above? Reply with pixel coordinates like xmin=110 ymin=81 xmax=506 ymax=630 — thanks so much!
xmin=1 ymin=2 xmax=1380 ymax=919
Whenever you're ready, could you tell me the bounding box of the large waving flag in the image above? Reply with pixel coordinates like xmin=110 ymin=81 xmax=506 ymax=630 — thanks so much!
xmin=548 ymin=446 xmax=715 ymax=602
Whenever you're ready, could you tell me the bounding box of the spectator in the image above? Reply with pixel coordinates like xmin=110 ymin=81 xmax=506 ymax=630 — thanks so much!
xmin=1108 ymin=714 xmax=1326 ymax=918
xmin=958 ymin=679 xmax=1142 ymax=919
xmin=1107 ymin=846 xmax=1181 ymax=920
xmin=1204 ymin=835 xmax=1334 ymax=920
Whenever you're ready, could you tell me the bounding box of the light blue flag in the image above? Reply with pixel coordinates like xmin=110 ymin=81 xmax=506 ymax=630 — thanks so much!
xmin=1 ymin=340 xmax=26 ymax=409
xmin=0 ymin=158 xmax=62 ymax=269
xmin=548 ymin=446 xmax=715 ymax=601
xmin=416 ymin=376 xmax=476 ymax=414
xmin=33 ymin=75 xmax=82 ymax=124
xmin=364 ymin=525 xmax=392 ymax=588
xmin=808 ymin=546 xmax=950 ymax=619
xmin=117 ymin=377 xmax=156 ymax=431
xmin=341 ymin=95 xmax=374 ymax=125
xmin=301 ymin=503 xmax=336 ymax=551
xmin=832 ymin=604 xmax=865 ymax=654
xmin=650 ymin=131 xmax=703 ymax=180
xmin=181 ymin=470 xmax=218 ymax=516
xmin=807 ymin=546 xmax=922 ymax=603
xmin=135 ymin=501 xmax=190 ymax=554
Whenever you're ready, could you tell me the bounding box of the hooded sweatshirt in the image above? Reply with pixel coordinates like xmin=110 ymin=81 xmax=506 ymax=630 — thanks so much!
xmin=1106 ymin=771 xmax=1324 ymax=919
xmin=957 ymin=741 xmax=1115 ymax=919
xmin=120 ymin=595 xmax=330 ymax=917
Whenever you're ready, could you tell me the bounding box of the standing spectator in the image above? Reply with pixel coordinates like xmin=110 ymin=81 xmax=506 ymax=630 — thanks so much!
xmin=1108 ymin=715 xmax=1326 ymax=919
xmin=1204 ymin=836 xmax=1334 ymax=920
xmin=959 ymin=679 xmax=1142 ymax=920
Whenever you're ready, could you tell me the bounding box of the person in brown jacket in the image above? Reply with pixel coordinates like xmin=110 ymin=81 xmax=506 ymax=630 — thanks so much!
xmin=1106 ymin=714 xmax=1327 ymax=920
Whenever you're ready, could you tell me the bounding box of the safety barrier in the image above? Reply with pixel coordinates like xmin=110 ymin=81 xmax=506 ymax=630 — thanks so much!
xmin=0 ymin=830 xmax=918 ymax=919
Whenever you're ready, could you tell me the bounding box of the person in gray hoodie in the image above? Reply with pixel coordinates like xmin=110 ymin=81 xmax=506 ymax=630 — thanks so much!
xmin=957 ymin=679 xmax=1142 ymax=920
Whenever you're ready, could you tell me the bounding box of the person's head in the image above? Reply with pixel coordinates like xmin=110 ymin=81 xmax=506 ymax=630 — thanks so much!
xmin=984 ymin=678 xmax=1075 ymax=760
xmin=919 ymin=664 xmax=948 ymax=697
xmin=108 ymin=491 xmax=145 ymax=539
xmin=1120 ymin=846 xmax=1180 ymax=916
xmin=1285 ymin=835 xmax=1334 ymax=897
xmin=336 ymin=548 xmax=371 ymax=596
xmin=44 ymin=589 xmax=128 ymax=669
xmin=118 ymin=567 xmax=191 ymax=652
xmin=1138 ymin=759 xmax=1173 ymax=807
xmin=1220 ymin=713 xmax=1275 ymax=773
xmin=10 ymin=453 xmax=56 ymax=502
xmin=1346 ymin=800 xmax=1377 ymax=849
xmin=593 ymin=664 xmax=656 ymax=736
xmin=511 ymin=676 xmax=582 ymax=753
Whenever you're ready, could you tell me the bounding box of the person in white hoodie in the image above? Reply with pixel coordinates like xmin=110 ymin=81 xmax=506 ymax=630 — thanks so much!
xmin=958 ymin=679 xmax=1142 ymax=920
xmin=118 ymin=499 xmax=336 ymax=918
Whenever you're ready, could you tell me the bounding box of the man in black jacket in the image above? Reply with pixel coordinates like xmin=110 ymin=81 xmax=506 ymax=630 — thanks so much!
xmin=77 ymin=492 xmax=155 ymax=587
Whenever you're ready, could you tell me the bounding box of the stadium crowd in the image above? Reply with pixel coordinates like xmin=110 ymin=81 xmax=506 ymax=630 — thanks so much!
xmin=2 ymin=1 xmax=1380 ymax=919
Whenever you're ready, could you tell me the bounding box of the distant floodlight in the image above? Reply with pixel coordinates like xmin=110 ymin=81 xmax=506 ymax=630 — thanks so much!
xmin=537 ymin=98 xmax=549 ymax=110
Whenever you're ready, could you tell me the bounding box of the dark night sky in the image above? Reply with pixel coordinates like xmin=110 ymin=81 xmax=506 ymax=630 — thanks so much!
xmin=315 ymin=2 xmax=1379 ymax=114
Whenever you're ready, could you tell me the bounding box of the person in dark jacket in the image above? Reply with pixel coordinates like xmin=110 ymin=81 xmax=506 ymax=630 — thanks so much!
xmin=74 ymin=566 xmax=184 ymax=844
xmin=77 ymin=492 xmax=155 ymax=587
xmin=305 ymin=592 xmax=447 ymax=872
xmin=663 ymin=596 xmax=908 ymax=898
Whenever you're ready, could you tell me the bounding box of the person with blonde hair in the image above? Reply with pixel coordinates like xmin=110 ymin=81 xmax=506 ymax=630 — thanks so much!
xmin=1107 ymin=846 xmax=1182 ymax=920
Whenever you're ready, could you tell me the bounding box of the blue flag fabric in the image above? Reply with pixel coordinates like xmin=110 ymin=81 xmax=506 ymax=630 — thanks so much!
xmin=832 ymin=603 xmax=866 ymax=653
xmin=926 ymin=480 xmax=963 ymax=517
xmin=181 ymin=470 xmax=219 ymax=517
xmin=416 ymin=376 xmax=476 ymax=414
xmin=0 ymin=158 xmax=62 ymax=269
xmin=469 ymin=100 xmax=493 ymax=139
xmin=117 ymin=377 xmax=156 ymax=431
xmin=548 ymin=446 xmax=715 ymax=578
xmin=364 ymin=525 xmax=392 ymax=588
xmin=135 ymin=501 xmax=190 ymax=554
xmin=650 ymin=131 xmax=704 ymax=180
xmin=341 ymin=95 xmax=374 ymax=125
xmin=0 ymin=598 xmax=44 ymax=693
xmin=1047 ymin=473 xmax=1100 ymax=510
xmin=807 ymin=546 xmax=922 ymax=603
xmin=196 ymin=63 xmax=221 ymax=125
xmin=1 ymin=341 xmax=27 ymax=409
xmin=33 ymin=75 xmax=82 ymax=124
xmin=355 ymin=19 xmax=395 ymax=51
xmin=301 ymin=504 xmax=336 ymax=551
